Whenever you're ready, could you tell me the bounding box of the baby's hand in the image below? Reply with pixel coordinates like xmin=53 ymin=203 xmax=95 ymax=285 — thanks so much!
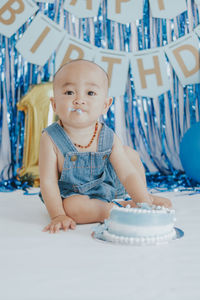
xmin=150 ymin=194 xmax=172 ymax=208
xmin=43 ymin=215 xmax=76 ymax=234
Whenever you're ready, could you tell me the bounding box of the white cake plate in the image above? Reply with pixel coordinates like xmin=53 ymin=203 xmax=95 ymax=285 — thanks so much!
xmin=91 ymin=227 xmax=184 ymax=246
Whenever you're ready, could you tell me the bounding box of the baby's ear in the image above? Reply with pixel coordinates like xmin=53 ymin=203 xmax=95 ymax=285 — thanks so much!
xmin=50 ymin=97 xmax=56 ymax=112
xmin=103 ymin=97 xmax=113 ymax=113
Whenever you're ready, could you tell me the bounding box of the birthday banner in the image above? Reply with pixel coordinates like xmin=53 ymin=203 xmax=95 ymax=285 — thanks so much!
xmin=1 ymin=0 xmax=189 ymax=38
xmin=15 ymin=29 xmax=200 ymax=97
xmin=40 ymin=0 xmax=187 ymax=21
xmin=0 ymin=0 xmax=200 ymax=97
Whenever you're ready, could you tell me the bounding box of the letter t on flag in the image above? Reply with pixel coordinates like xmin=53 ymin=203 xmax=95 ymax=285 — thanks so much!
xmin=15 ymin=13 xmax=65 ymax=66
xmin=94 ymin=49 xmax=129 ymax=97
xmin=0 ymin=0 xmax=38 ymax=38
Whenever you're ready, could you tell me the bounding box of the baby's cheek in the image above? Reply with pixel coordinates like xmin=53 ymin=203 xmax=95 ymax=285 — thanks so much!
xmin=60 ymin=103 xmax=69 ymax=111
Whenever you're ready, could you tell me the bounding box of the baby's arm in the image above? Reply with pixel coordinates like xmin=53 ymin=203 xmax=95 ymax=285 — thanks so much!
xmin=39 ymin=132 xmax=76 ymax=233
xmin=109 ymin=134 xmax=152 ymax=206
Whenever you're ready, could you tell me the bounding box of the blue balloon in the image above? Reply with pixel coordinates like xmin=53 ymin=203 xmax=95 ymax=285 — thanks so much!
xmin=180 ymin=122 xmax=200 ymax=183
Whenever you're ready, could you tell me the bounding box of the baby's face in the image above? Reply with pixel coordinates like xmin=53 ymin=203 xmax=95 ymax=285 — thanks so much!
xmin=51 ymin=60 xmax=111 ymax=128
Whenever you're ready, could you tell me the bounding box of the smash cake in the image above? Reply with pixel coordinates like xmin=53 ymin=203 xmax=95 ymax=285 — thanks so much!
xmin=93 ymin=203 xmax=177 ymax=246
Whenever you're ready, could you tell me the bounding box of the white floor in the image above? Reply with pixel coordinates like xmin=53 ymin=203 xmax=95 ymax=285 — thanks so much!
xmin=0 ymin=189 xmax=200 ymax=300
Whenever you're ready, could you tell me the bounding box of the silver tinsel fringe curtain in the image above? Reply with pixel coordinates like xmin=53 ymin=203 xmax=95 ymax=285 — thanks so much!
xmin=0 ymin=0 xmax=200 ymax=192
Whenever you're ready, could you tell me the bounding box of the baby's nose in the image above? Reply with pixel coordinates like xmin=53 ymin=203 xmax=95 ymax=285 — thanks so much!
xmin=73 ymin=98 xmax=85 ymax=105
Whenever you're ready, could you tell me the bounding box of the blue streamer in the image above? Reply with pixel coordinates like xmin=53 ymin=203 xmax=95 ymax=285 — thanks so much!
xmin=0 ymin=0 xmax=200 ymax=195
xmin=146 ymin=171 xmax=200 ymax=194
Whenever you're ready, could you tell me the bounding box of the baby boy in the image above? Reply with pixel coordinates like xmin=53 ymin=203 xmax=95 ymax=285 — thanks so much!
xmin=39 ymin=59 xmax=172 ymax=233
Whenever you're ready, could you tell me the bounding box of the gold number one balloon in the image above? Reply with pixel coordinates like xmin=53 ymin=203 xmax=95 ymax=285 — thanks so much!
xmin=17 ymin=83 xmax=56 ymax=186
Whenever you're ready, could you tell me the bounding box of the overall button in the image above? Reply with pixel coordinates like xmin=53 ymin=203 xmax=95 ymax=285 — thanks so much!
xmin=103 ymin=155 xmax=108 ymax=160
xmin=70 ymin=155 xmax=77 ymax=162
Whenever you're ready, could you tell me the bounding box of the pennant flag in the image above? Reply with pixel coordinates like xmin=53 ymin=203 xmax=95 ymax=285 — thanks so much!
xmin=63 ymin=0 xmax=101 ymax=18
xmin=0 ymin=0 xmax=38 ymax=38
xmin=15 ymin=12 xmax=65 ymax=66
xmin=149 ymin=0 xmax=187 ymax=18
xmin=165 ymin=33 xmax=200 ymax=85
xmin=107 ymin=0 xmax=143 ymax=23
xmin=130 ymin=47 xmax=170 ymax=97
xmin=94 ymin=49 xmax=129 ymax=97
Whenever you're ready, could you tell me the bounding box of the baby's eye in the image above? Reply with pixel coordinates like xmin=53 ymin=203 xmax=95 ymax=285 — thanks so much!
xmin=65 ymin=90 xmax=74 ymax=95
xmin=88 ymin=91 xmax=96 ymax=96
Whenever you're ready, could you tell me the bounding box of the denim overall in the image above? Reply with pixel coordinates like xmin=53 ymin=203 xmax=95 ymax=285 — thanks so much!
xmin=41 ymin=122 xmax=127 ymax=204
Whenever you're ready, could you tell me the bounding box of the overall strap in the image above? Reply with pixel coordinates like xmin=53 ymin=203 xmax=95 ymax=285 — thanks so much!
xmin=98 ymin=123 xmax=114 ymax=152
xmin=43 ymin=123 xmax=77 ymax=156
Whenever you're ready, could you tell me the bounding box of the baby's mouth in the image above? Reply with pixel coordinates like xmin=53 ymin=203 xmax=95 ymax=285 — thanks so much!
xmin=68 ymin=108 xmax=83 ymax=114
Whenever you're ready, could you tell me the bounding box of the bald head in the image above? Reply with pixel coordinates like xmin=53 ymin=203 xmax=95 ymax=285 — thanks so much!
xmin=53 ymin=59 xmax=109 ymax=94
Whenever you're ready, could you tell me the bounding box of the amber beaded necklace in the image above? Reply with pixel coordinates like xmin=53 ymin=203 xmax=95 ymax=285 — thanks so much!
xmin=60 ymin=120 xmax=98 ymax=149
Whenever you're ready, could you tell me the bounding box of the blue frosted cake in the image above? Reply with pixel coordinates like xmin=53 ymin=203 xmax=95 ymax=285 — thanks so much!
xmin=93 ymin=203 xmax=176 ymax=245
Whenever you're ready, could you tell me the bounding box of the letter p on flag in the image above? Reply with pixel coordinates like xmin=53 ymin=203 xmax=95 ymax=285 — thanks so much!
xmin=0 ymin=0 xmax=38 ymax=38
xmin=16 ymin=13 xmax=65 ymax=66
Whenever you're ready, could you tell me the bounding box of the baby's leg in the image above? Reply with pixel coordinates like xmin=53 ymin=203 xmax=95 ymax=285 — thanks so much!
xmin=62 ymin=195 xmax=115 ymax=224
xmin=123 ymin=146 xmax=172 ymax=208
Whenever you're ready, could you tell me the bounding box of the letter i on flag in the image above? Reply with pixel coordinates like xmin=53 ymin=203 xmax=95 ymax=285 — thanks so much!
xmin=15 ymin=12 xmax=65 ymax=66
xmin=0 ymin=0 xmax=38 ymax=38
